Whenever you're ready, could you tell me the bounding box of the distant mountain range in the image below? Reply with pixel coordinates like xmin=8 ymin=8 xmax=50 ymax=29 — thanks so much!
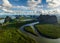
xmin=0 ymin=15 xmax=60 ymax=23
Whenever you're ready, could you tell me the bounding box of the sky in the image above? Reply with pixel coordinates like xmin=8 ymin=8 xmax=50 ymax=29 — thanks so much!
xmin=0 ymin=0 xmax=60 ymax=15
xmin=9 ymin=0 xmax=46 ymax=6
xmin=0 ymin=0 xmax=44 ymax=6
xmin=9 ymin=0 xmax=28 ymax=6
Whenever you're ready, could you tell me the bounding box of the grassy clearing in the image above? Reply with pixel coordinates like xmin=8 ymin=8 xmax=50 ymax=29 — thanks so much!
xmin=35 ymin=24 xmax=60 ymax=38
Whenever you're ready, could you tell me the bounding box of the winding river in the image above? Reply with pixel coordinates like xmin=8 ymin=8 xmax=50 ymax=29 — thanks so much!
xmin=20 ymin=22 xmax=60 ymax=43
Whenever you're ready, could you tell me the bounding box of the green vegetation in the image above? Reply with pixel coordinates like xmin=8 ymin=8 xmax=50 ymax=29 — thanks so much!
xmin=19 ymin=17 xmax=36 ymax=20
xmin=24 ymin=26 xmax=37 ymax=36
xmin=1 ymin=15 xmax=60 ymax=43
xmin=0 ymin=18 xmax=4 ymax=20
xmin=19 ymin=17 xmax=31 ymax=20
xmin=0 ymin=29 xmax=36 ymax=43
xmin=35 ymin=24 xmax=60 ymax=38
xmin=1 ymin=17 xmax=36 ymax=29
xmin=15 ymin=16 xmax=35 ymax=22
xmin=0 ymin=16 xmax=37 ymax=43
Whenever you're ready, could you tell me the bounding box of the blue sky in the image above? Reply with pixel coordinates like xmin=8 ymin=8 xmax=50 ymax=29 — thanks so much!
xmin=0 ymin=0 xmax=60 ymax=15
xmin=5 ymin=0 xmax=47 ymax=6
xmin=9 ymin=0 xmax=28 ymax=6
xmin=0 ymin=0 xmax=47 ymax=15
xmin=8 ymin=0 xmax=46 ymax=6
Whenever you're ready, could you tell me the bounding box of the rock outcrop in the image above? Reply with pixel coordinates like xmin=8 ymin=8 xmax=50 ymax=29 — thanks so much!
xmin=4 ymin=16 xmax=12 ymax=23
xmin=38 ymin=15 xmax=58 ymax=24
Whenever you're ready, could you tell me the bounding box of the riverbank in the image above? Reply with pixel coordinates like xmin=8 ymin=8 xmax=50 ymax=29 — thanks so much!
xmin=19 ymin=22 xmax=60 ymax=43
xmin=35 ymin=24 xmax=60 ymax=39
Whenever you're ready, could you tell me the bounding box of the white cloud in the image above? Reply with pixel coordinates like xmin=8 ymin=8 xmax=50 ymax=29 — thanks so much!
xmin=2 ymin=0 xmax=12 ymax=7
xmin=0 ymin=0 xmax=60 ymax=15
xmin=39 ymin=8 xmax=60 ymax=15
xmin=2 ymin=8 xmax=13 ymax=13
xmin=0 ymin=0 xmax=13 ymax=13
xmin=46 ymin=0 xmax=60 ymax=8
xmin=28 ymin=0 xmax=41 ymax=7
xmin=43 ymin=0 xmax=60 ymax=15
